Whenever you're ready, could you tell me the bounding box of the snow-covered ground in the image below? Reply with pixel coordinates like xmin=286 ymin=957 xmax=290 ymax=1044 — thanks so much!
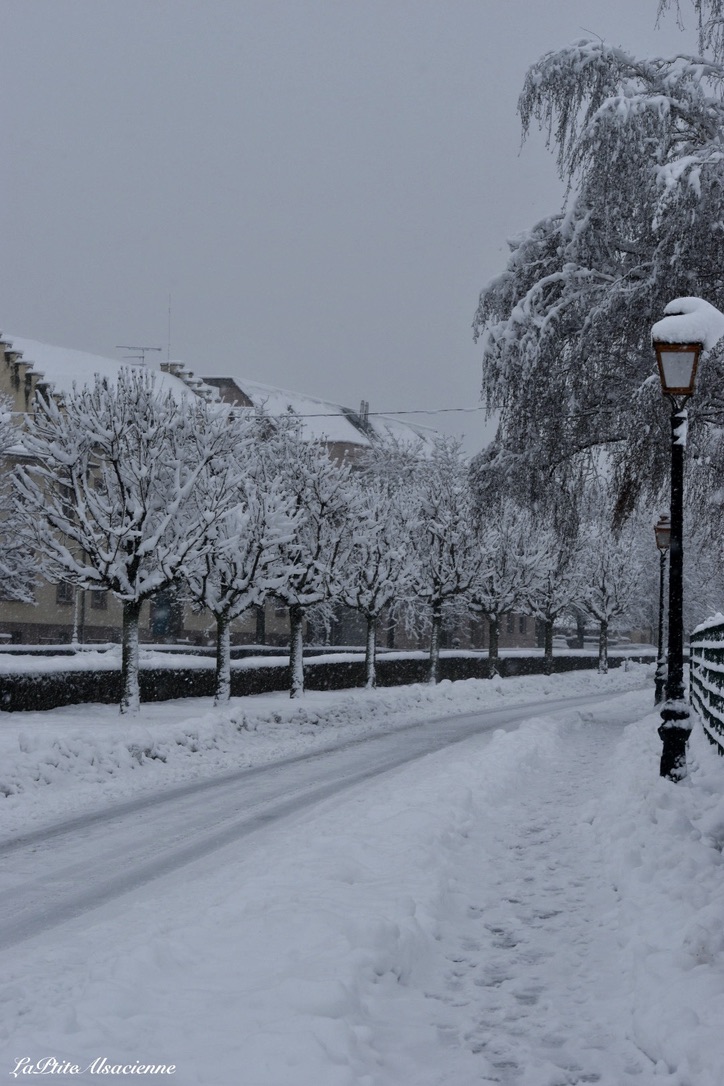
xmin=2 ymin=665 xmax=724 ymax=1085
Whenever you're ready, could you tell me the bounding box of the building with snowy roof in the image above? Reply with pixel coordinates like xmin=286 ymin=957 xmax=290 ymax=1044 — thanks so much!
xmin=0 ymin=333 xmax=451 ymax=648
xmin=163 ymin=367 xmax=436 ymax=462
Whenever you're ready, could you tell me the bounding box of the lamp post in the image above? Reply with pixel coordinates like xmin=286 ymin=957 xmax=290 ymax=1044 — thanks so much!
xmin=653 ymin=514 xmax=670 ymax=705
xmin=652 ymin=338 xmax=702 ymax=780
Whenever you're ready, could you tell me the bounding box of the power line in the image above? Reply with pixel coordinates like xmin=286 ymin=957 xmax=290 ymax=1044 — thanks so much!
xmin=235 ymin=406 xmax=488 ymax=420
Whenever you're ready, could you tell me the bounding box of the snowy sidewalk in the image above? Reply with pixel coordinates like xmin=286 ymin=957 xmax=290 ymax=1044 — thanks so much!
xmin=367 ymin=699 xmax=724 ymax=1086
xmin=393 ymin=710 xmax=651 ymax=1084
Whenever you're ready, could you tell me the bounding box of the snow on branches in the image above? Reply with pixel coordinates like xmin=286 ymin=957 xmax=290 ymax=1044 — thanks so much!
xmin=182 ymin=415 xmax=301 ymax=705
xmin=659 ymin=1 xmax=724 ymax=60
xmin=271 ymin=433 xmax=359 ymax=698
xmin=16 ymin=370 xmax=243 ymax=712
xmin=475 ymin=31 xmax=724 ymax=520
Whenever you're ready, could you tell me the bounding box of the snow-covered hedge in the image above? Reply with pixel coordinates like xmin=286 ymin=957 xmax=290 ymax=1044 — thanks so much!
xmin=0 ymin=650 xmax=654 ymax=712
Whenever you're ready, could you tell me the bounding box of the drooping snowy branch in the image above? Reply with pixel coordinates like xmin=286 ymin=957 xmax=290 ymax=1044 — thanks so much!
xmin=475 ymin=34 xmax=724 ymax=517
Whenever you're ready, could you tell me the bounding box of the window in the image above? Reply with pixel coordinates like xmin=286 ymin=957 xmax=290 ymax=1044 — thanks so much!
xmin=507 ymin=613 xmax=515 ymax=635
xmin=519 ymin=615 xmax=527 ymax=634
xmin=90 ymin=590 xmax=108 ymax=611
xmin=56 ymin=582 xmax=74 ymax=606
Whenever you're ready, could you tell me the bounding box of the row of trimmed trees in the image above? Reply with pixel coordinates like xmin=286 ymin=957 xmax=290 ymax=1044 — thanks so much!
xmin=3 ymin=370 xmax=657 ymax=713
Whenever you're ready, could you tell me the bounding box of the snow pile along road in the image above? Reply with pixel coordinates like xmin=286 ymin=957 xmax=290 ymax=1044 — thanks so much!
xmin=0 ymin=665 xmax=647 ymax=835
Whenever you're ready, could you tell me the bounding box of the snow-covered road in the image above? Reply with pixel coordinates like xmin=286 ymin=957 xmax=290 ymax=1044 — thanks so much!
xmin=1 ymin=668 xmax=724 ymax=1086
xmin=0 ymin=690 xmax=621 ymax=951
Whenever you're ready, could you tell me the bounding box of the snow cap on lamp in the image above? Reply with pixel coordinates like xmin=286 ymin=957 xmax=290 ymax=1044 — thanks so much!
xmin=651 ymin=297 xmax=724 ymax=352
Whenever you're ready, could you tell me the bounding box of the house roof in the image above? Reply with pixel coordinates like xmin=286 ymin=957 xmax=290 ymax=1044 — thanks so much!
xmin=203 ymin=374 xmax=436 ymax=449
xmin=3 ymin=336 xmax=191 ymax=400
xmin=1 ymin=334 xmax=435 ymax=450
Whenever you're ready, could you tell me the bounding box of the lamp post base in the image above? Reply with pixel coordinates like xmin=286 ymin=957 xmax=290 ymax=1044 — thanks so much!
xmin=658 ymin=703 xmax=692 ymax=781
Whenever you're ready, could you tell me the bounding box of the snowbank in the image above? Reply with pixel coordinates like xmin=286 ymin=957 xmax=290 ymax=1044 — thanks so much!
xmin=0 ymin=666 xmax=650 ymax=837
xmin=593 ymin=712 xmax=724 ymax=1083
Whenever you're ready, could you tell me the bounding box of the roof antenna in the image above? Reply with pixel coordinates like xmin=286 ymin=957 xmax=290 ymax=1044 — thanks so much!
xmin=167 ymin=292 xmax=172 ymax=362
xmin=115 ymin=345 xmax=163 ymax=366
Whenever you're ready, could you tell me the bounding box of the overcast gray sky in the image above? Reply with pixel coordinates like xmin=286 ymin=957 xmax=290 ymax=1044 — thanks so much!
xmin=1 ymin=1 xmax=692 ymax=450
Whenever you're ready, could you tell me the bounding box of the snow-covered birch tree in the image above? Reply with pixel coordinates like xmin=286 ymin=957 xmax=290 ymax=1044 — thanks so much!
xmin=16 ymin=371 xmax=241 ymax=713
xmin=474 ymin=26 xmax=724 ymax=520
xmin=659 ymin=0 xmax=724 ymax=57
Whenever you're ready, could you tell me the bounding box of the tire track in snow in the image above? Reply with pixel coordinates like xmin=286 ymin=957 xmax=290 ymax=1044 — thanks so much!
xmin=0 ymin=691 xmax=629 ymax=952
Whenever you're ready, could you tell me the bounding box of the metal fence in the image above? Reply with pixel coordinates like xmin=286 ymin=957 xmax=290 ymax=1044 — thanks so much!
xmin=689 ymin=616 xmax=724 ymax=754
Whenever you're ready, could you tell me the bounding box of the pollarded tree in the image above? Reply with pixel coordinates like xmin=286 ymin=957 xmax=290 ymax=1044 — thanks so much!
xmin=407 ymin=439 xmax=485 ymax=684
xmin=340 ymin=473 xmax=417 ymax=688
xmin=580 ymin=521 xmax=647 ymax=673
xmin=524 ymin=521 xmax=588 ymax=676
xmin=16 ymin=370 xmax=242 ymax=713
xmin=474 ymin=30 xmax=724 ymax=519
xmin=183 ymin=421 xmax=299 ymax=705
xmin=469 ymin=502 xmax=549 ymax=678
xmin=272 ymin=431 xmax=358 ymax=698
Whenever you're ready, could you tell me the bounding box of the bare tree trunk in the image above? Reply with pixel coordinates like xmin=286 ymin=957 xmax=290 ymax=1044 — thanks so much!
xmin=72 ymin=587 xmax=87 ymax=646
xmin=386 ymin=610 xmax=396 ymax=649
xmin=429 ymin=601 xmax=443 ymax=685
xmin=255 ymin=604 xmax=266 ymax=645
xmin=365 ymin=614 xmax=377 ymax=689
xmin=543 ymin=617 xmax=554 ymax=677
xmin=214 ymin=611 xmax=232 ymax=705
xmin=120 ymin=598 xmax=142 ymax=714
xmin=488 ymin=614 xmax=500 ymax=678
xmin=289 ymin=604 xmax=305 ymax=699
xmin=598 ymin=619 xmax=609 ymax=675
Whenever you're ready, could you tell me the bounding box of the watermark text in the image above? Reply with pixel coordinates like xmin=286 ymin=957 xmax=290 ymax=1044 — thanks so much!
xmin=10 ymin=1058 xmax=176 ymax=1078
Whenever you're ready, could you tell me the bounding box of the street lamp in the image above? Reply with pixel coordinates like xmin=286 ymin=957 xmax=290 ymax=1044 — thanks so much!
xmin=652 ymin=336 xmax=702 ymax=780
xmin=653 ymin=514 xmax=670 ymax=705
